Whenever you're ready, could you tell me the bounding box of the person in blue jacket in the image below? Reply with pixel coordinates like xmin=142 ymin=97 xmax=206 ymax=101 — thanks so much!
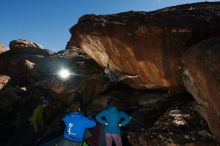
xmin=61 ymin=102 xmax=96 ymax=146
xmin=96 ymin=99 xmax=131 ymax=146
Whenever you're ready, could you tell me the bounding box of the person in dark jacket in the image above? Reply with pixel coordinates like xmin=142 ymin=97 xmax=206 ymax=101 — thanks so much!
xmin=104 ymin=63 xmax=139 ymax=82
xmin=61 ymin=102 xmax=96 ymax=146
xmin=71 ymin=90 xmax=85 ymax=113
xmin=96 ymin=99 xmax=131 ymax=146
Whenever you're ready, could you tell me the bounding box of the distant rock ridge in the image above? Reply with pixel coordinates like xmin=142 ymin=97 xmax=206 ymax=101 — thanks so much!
xmin=9 ymin=39 xmax=44 ymax=49
xmin=0 ymin=39 xmax=53 ymax=74
xmin=9 ymin=39 xmax=53 ymax=55
xmin=58 ymin=46 xmax=88 ymax=58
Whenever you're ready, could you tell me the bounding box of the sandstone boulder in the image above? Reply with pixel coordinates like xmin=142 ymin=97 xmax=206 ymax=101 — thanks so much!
xmin=9 ymin=39 xmax=52 ymax=56
xmin=0 ymin=44 xmax=7 ymax=54
xmin=9 ymin=39 xmax=43 ymax=49
xmin=182 ymin=38 xmax=220 ymax=142
xmin=0 ymin=39 xmax=52 ymax=75
xmin=0 ymin=75 xmax=11 ymax=90
xmin=68 ymin=2 xmax=220 ymax=93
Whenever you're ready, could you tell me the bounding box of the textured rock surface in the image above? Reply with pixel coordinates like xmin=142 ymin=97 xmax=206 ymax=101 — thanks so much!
xmin=0 ymin=40 xmax=108 ymax=105
xmin=68 ymin=2 xmax=220 ymax=92
xmin=182 ymin=38 xmax=220 ymax=143
xmin=0 ymin=42 xmax=109 ymax=145
xmin=0 ymin=39 xmax=52 ymax=75
xmin=0 ymin=44 xmax=7 ymax=54
xmin=87 ymin=90 xmax=170 ymax=116
xmin=127 ymin=102 xmax=218 ymax=146
xmin=9 ymin=39 xmax=52 ymax=55
xmin=0 ymin=75 xmax=11 ymax=90
xmin=0 ymin=87 xmax=23 ymax=109
xmin=9 ymin=39 xmax=43 ymax=49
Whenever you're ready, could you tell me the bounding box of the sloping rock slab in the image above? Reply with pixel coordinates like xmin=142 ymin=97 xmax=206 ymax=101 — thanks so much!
xmin=182 ymin=38 xmax=220 ymax=143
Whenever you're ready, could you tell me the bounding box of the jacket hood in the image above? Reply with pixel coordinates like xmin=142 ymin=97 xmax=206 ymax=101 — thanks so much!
xmin=108 ymin=106 xmax=118 ymax=111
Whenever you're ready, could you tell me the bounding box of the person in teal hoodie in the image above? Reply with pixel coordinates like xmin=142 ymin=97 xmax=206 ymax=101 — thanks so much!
xmin=96 ymin=99 xmax=131 ymax=146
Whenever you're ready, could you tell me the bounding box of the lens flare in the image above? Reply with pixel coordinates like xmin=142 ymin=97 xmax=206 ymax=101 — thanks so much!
xmin=58 ymin=69 xmax=71 ymax=79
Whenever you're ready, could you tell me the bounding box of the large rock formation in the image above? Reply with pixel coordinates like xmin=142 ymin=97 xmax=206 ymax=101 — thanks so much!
xmin=67 ymin=2 xmax=220 ymax=93
xmin=1 ymin=2 xmax=220 ymax=145
xmin=9 ymin=39 xmax=51 ymax=55
xmin=182 ymin=38 xmax=220 ymax=142
xmin=0 ymin=39 xmax=52 ymax=75
xmin=0 ymin=39 xmax=108 ymax=105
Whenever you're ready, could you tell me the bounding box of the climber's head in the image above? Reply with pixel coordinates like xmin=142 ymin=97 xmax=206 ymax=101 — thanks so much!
xmin=107 ymin=98 xmax=121 ymax=108
xmin=41 ymin=99 xmax=49 ymax=108
xmin=70 ymin=102 xmax=81 ymax=112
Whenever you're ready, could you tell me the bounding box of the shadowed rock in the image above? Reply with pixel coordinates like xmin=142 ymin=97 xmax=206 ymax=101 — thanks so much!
xmin=182 ymin=38 xmax=220 ymax=143
xmin=0 ymin=39 xmax=52 ymax=75
xmin=33 ymin=49 xmax=109 ymax=105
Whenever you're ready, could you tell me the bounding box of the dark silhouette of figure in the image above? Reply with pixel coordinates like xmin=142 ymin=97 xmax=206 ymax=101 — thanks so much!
xmin=104 ymin=64 xmax=139 ymax=82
